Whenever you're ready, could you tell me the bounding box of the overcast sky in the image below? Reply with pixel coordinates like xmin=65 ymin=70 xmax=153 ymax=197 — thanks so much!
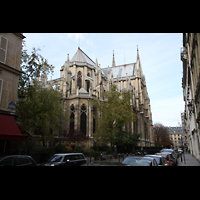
xmin=23 ymin=33 xmax=184 ymax=127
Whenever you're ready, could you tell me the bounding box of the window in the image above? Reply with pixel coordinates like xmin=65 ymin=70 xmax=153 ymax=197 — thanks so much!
xmin=77 ymin=71 xmax=82 ymax=89
xmin=16 ymin=157 xmax=29 ymax=165
xmin=69 ymin=155 xmax=75 ymax=160
xmin=0 ymin=79 xmax=3 ymax=104
xmin=0 ymin=36 xmax=8 ymax=64
xmin=70 ymin=112 xmax=74 ymax=130
xmin=86 ymin=80 xmax=90 ymax=92
xmin=74 ymin=155 xmax=79 ymax=160
xmin=63 ymin=156 xmax=70 ymax=161
xmin=80 ymin=104 xmax=87 ymax=135
xmin=70 ymin=104 xmax=75 ymax=111
xmin=78 ymin=155 xmax=84 ymax=159
xmin=0 ymin=157 xmax=14 ymax=166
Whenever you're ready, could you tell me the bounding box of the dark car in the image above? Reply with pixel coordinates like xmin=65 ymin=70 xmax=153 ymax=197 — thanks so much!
xmin=38 ymin=153 xmax=86 ymax=166
xmin=122 ymin=157 xmax=158 ymax=166
xmin=0 ymin=155 xmax=37 ymax=166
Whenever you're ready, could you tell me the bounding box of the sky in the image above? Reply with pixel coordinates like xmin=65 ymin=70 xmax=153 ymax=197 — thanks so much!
xmin=23 ymin=33 xmax=184 ymax=127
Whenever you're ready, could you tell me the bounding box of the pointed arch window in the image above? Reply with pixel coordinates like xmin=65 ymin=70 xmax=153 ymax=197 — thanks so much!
xmin=70 ymin=104 xmax=75 ymax=131
xmin=80 ymin=104 xmax=87 ymax=135
xmin=77 ymin=71 xmax=82 ymax=89
xmin=86 ymin=80 xmax=90 ymax=92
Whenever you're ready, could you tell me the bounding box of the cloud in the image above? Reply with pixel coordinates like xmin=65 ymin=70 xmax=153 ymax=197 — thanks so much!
xmin=67 ymin=33 xmax=85 ymax=40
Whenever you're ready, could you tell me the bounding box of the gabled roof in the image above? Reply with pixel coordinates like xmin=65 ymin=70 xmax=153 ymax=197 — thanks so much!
xmin=70 ymin=47 xmax=95 ymax=67
xmin=79 ymin=87 xmax=88 ymax=93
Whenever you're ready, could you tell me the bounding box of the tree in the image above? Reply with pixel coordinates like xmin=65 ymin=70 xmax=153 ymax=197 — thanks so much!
xmin=16 ymin=80 xmax=64 ymax=146
xmin=153 ymin=123 xmax=172 ymax=148
xmin=17 ymin=42 xmax=63 ymax=146
xmin=18 ymin=41 xmax=54 ymax=95
xmin=92 ymin=85 xmax=136 ymax=151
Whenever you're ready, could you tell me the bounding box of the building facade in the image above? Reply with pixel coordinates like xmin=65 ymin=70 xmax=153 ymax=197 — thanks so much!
xmin=0 ymin=33 xmax=25 ymax=154
xmin=181 ymin=33 xmax=200 ymax=160
xmin=42 ymin=47 xmax=154 ymax=147
xmin=167 ymin=125 xmax=184 ymax=149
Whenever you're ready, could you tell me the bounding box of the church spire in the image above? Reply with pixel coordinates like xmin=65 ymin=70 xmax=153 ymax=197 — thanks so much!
xmin=136 ymin=46 xmax=143 ymax=78
xmin=112 ymin=50 xmax=116 ymax=67
xmin=67 ymin=54 xmax=69 ymax=62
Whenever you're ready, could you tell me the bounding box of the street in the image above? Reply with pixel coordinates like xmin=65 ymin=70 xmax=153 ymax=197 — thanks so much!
xmin=177 ymin=152 xmax=200 ymax=166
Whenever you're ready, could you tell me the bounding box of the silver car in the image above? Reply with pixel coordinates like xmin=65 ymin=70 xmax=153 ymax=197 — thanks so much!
xmin=144 ymin=155 xmax=168 ymax=166
xmin=122 ymin=157 xmax=158 ymax=166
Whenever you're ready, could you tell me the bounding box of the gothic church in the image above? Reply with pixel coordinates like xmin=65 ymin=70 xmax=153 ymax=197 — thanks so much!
xmin=41 ymin=47 xmax=154 ymax=147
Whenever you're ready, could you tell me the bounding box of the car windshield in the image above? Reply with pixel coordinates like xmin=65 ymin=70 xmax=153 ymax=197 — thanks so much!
xmin=123 ymin=158 xmax=151 ymax=166
xmin=48 ymin=155 xmax=63 ymax=162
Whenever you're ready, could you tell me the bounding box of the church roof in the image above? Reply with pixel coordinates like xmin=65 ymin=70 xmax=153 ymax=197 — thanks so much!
xmin=79 ymin=87 xmax=88 ymax=93
xmin=70 ymin=47 xmax=95 ymax=67
xmin=102 ymin=63 xmax=136 ymax=79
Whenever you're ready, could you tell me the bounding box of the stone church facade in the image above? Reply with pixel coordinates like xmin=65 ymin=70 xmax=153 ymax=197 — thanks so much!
xmin=42 ymin=47 xmax=154 ymax=147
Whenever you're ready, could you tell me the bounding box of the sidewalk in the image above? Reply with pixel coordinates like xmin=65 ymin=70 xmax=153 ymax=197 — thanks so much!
xmin=177 ymin=152 xmax=200 ymax=166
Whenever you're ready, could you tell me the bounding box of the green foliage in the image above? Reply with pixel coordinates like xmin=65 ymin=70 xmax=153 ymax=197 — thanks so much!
xmin=17 ymin=81 xmax=63 ymax=146
xmin=19 ymin=41 xmax=54 ymax=94
xmin=17 ymin=42 xmax=63 ymax=146
xmin=92 ymin=85 xmax=136 ymax=149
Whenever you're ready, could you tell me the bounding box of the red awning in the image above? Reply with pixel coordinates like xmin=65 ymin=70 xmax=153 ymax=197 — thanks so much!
xmin=0 ymin=114 xmax=22 ymax=140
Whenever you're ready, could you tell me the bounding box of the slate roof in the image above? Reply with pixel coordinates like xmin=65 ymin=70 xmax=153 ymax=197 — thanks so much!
xmin=102 ymin=63 xmax=136 ymax=79
xmin=70 ymin=47 xmax=95 ymax=67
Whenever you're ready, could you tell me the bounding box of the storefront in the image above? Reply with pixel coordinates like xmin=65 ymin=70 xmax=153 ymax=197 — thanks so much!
xmin=0 ymin=114 xmax=22 ymax=155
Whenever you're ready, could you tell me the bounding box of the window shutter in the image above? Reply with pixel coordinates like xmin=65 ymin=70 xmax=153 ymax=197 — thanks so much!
xmin=0 ymin=79 xmax=3 ymax=104
xmin=0 ymin=36 xmax=8 ymax=64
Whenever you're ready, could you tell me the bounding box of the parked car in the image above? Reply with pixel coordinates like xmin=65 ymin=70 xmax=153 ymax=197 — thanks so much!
xmin=122 ymin=157 xmax=158 ymax=166
xmin=155 ymin=153 xmax=175 ymax=166
xmin=144 ymin=155 xmax=168 ymax=166
xmin=161 ymin=151 xmax=177 ymax=166
xmin=161 ymin=149 xmax=178 ymax=162
xmin=0 ymin=155 xmax=37 ymax=166
xmin=82 ymin=161 xmax=127 ymax=166
xmin=38 ymin=153 xmax=86 ymax=166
